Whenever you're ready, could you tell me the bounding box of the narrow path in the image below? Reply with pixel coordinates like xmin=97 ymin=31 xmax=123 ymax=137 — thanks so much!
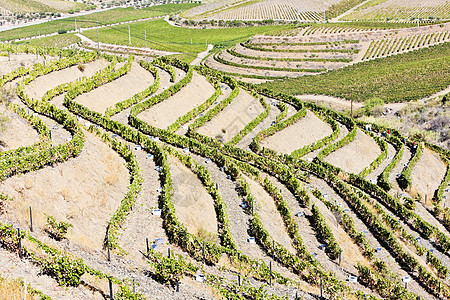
xmin=191 ymin=44 xmax=214 ymax=66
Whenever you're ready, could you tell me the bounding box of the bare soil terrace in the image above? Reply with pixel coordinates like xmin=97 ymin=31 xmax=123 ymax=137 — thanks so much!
xmin=197 ymin=88 xmax=265 ymax=143
xmin=0 ymin=131 xmax=129 ymax=251
xmin=260 ymin=110 xmax=333 ymax=154
xmin=137 ymin=71 xmax=215 ymax=129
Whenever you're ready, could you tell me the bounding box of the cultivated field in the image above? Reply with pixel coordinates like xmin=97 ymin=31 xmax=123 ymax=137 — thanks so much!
xmin=341 ymin=0 xmax=450 ymax=22
xmin=0 ymin=2 xmax=450 ymax=299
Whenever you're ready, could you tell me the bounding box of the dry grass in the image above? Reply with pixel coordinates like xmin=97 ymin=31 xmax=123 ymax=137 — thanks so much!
xmin=0 ymin=277 xmax=36 ymax=300
xmin=360 ymin=97 xmax=449 ymax=150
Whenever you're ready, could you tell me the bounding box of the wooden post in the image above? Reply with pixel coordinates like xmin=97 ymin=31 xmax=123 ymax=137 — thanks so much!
xmin=132 ymin=279 xmax=135 ymax=293
xmin=202 ymin=240 xmax=205 ymax=263
xmin=29 ymin=207 xmax=33 ymax=232
xmin=109 ymin=278 xmax=113 ymax=300
xmin=238 ymin=274 xmax=241 ymax=286
xmin=107 ymin=233 xmax=111 ymax=262
xmin=176 ymin=281 xmax=179 ymax=292
xmin=339 ymin=249 xmax=342 ymax=265
xmin=269 ymin=261 xmax=272 ymax=286
xmin=251 ymin=198 xmax=254 ymax=215
xmin=17 ymin=228 xmax=22 ymax=259
xmin=168 ymin=248 xmax=171 ymax=258
xmin=145 ymin=30 xmax=147 ymax=48
xmin=320 ymin=276 xmax=323 ymax=298
xmin=146 ymin=238 xmax=149 ymax=255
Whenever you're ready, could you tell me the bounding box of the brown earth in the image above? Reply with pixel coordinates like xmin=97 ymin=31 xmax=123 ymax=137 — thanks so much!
xmin=325 ymin=128 xmax=381 ymax=174
xmin=260 ymin=110 xmax=332 ymax=154
xmin=0 ymin=131 xmax=129 ymax=251
xmin=197 ymin=88 xmax=265 ymax=142
xmin=138 ymin=71 xmax=215 ymax=129
xmin=74 ymin=62 xmax=154 ymax=114
xmin=168 ymin=155 xmax=219 ymax=240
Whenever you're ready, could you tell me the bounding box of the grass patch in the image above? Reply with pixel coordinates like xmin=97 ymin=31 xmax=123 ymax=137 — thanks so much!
xmin=15 ymin=34 xmax=81 ymax=48
xmin=260 ymin=41 xmax=450 ymax=103
xmin=82 ymin=19 xmax=292 ymax=61
xmin=0 ymin=3 xmax=200 ymax=41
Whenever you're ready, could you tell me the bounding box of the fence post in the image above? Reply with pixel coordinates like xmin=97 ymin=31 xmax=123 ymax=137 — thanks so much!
xmin=109 ymin=278 xmax=113 ymax=300
xmin=269 ymin=261 xmax=272 ymax=286
xmin=17 ymin=228 xmax=22 ymax=259
xmin=107 ymin=234 xmax=111 ymax=262
xmin=29 ymin=207 xmax=33 ymax=232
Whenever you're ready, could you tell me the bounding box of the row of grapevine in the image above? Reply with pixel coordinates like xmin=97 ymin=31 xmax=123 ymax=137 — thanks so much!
xmin=363 ymin=31 xmax=450 ymax=60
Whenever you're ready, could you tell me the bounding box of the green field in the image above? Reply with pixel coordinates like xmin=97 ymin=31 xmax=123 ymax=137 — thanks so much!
xmin=82 ymin=19 xmax=292 ymax=61
xmin=260 ymin=41 xmax=450 ymax=103
xmin=15 ymin=33 xmax=81 ymax=48
xmin=0 ymin=3 xmax=200 ymax=42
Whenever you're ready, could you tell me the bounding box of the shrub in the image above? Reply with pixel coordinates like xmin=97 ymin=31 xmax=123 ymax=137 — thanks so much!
xmin=57 ymin=29 xmax=67 ymax=35
xmin=45 ymin=215 xmax=72 ymax=241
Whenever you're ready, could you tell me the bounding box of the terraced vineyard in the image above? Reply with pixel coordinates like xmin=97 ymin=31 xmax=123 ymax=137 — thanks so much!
xmin=183 ymin=0 xmax=339 ymax=21
xmin=0 ymin=37 xmax=449 ymax=300
xmin=204 ymin=35 xmax=362 ymax=79
xmin=340 ymin=0 xmax=450 ymax=22
xmin=363 ymin=30 xmax=450 ymax=60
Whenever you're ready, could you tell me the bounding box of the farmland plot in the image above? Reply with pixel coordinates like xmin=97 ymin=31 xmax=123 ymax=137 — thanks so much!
xmin=0 ymin=106 xmax=40 ymax=151
xmin=186 ymin=0 xmax=341 ymax=21
xmin=324 ymin=129 xmax=382 ymax=174
xmin=137 ymin=71 xmax=215 ymax=129
xmin=24 ymin=58 xmax=110 ymax=100
xmin=260 ymin=110 xmax=333 ymax=154
xmin=0 ymin=131 xmax=129 ymax=250
xmin=196 ymin=89 xmax=265 ymax=142
xmin=75 ymin=62 xmax=154 ymax=114
xmin=341 ymin=0 xmax=450 ymax=21
xmin=410 ymin=147 xmax=447 ymax=199
xmin=168 ymin=155 xmax=219 ymax=241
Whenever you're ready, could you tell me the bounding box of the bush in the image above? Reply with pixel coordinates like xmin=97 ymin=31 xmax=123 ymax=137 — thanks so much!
xmin=363 ymin=97 xmax=384 ymax=116
xmin=45 ymin=214 xmax=72 ymax=241
xmin=57 ymin=29 xmax=67 ymax=35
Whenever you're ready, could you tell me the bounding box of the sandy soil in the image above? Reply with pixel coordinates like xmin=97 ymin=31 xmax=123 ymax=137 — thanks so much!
xmin=75 ymin=62 xmax=154 ymax=114
xmin=245 ymin=175 xmax=296 ymax=253
xmin=197 ymin=89 xmax=265 ymax=143
xmin=325 ymin=129 xmax=381 ymax=174
xmin=24 ymin=59 xmax=110 ymax=100
xmin=0 ymin=131 xmax=129 ymax=251
xmin=168 ymin=155 xmax=218 ymax=239
xmin=138 ymin=71 xmax=215 ymax=129
xmin=0 ymin=105 xmax=40 ymax=152
xmin=0 ymin=54 xmax=49 ymax=76
xmin=410 ymin=147 xmax=447 ymax=199
xmin=260 ymin=110 xmax=332 ymax=154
